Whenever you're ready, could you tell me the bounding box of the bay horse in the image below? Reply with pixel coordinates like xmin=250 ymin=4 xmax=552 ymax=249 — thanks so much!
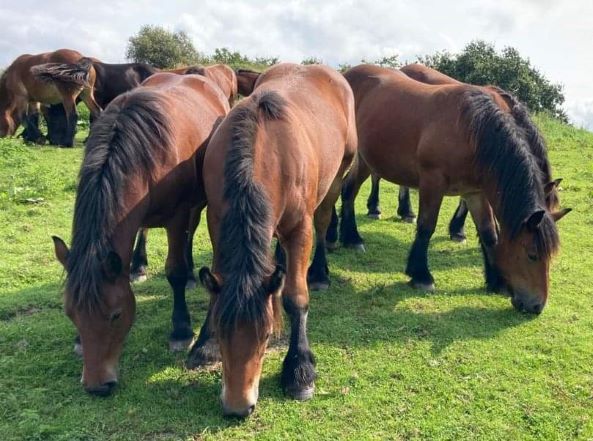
xmin=235 ymin=68 xmax=261 ymax=96
xmin=337 ymin=64 xmax=570 ymax=314
xmin=187 ymin=63 xmax=357 ymax=417
xmin=0 ymin=49 xmax=101 ymax=146
xmin=52 ymin=72 xmax=230 ymax=396
xmin=366 ymin=63 xmax=561 ymax=242
xmin=164 ymin=64 xmax=238 ymax=106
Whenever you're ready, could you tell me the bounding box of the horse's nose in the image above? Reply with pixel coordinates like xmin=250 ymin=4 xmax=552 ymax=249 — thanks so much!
xmin=511 ymin=296 xmax=544 ymax=315
xmin=223 ymin=403 xmax=256 ymax=418
xmin=85 ymin=380 xmax=117 ymax=397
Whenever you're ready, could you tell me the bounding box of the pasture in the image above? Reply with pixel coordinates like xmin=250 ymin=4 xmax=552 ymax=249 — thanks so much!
xmin=0 ymin=114 xmax=592 ymax=440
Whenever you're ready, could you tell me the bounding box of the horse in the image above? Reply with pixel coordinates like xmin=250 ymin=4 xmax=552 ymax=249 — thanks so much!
xmin=366 ymin=63 xmax=561 ymax=242
xmin=186 ymin=63 xmax=357 ymax=417
xmin=51 ymin=71 xmax=230 ymax=396
xmin=0 ymin=49 xmax=101 ymax=146
xmin=336 ymin=64 xmax=570 ymax=314
xmin=235 ymin=68 xmax=261 ymax=96
xmin=164 ymin=65 xmax=238 ymax=106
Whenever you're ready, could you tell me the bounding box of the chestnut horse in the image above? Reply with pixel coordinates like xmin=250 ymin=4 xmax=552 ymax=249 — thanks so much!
xmin=338 ymin=64 xmax=570 ymax=314
xmin=366 ymin=63 xmax=561 ymax=242
xmin=0 ymin=49 xmax=101 ymax=146
xmin=52 ymin=72 xmax=230 ymax=396
xmin=187 ymin=63 xmax=357 ymax=417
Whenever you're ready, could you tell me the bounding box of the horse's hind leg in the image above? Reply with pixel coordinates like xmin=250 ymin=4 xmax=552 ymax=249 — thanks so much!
xmin=21 ymin=103 xmax=44 ymax=144
xmin=308 ymin=176 xmax=343 ymax=290
xmin=398 ymin=186 xmax=417 ymax=223
xmin=405 ymin=173 xmax=445 ymax=291
xmin=465 ymin=194 xmax=504 ymax=292
xmin=165 ymin=214 xmax=194 ymax=351
xmin=280 ymin=216 xmax=316 ymax=400
xmin=340 ymin=153 xmax=371 ymax=251
xmin=184 ymin=204 xmax=204 ymax=290
xmin=325 ymin=205 xmax=339 ymax=251
xmin=366 ymin=174 xmax=382 ymax=219
xmin=130 ymin=228 xmax=149 ymax=283
xmin=60 ymin=94 xmax=78 ymax=147
xmin=449 ymin=199 xmax=469 ymax=243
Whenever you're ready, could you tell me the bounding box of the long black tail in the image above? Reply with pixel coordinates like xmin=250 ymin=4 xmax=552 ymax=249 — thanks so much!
xmin=31 ymin=57 xmax=93 ymax=87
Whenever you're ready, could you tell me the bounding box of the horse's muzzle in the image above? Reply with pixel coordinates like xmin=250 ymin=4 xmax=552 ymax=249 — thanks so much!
xmin=85 ymin=380 xmax=118 ymax=397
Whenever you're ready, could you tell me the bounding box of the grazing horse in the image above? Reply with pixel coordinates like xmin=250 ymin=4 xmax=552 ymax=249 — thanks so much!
xmin=187 ymin=63 xmax=357 ymax=417
xmin=0 ymin=49 xmax=101 ymax=146
xmin=366 ymin=63 xmax=561 ymax=242
xmin=338 ymin=64 xmax=570 ymax=314
xmin=165 ymin=65 xmax=238 ymax=106
xmin=52 ymin=72 xmax=230 ymax=396
xmin=235 ymin=68 xmax=261 ymax=96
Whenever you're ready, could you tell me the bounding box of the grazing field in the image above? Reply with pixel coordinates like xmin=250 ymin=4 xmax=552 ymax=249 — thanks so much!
xmin=0 ymin=115 xmax=592 ymax=440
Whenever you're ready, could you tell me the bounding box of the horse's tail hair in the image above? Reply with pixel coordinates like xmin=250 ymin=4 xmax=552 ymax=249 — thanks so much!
xmin=31 ymin=57 xmax=93 ymax=87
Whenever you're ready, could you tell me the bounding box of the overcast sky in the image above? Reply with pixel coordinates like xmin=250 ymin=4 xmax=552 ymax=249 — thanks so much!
xmin=1 ymin=0 xmax=591 ymax=129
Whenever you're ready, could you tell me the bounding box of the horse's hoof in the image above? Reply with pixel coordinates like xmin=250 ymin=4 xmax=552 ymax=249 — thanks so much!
xmin=401 ymin=216 xmax=416 ymax=224
xmin=450 ymin=234 xmax=467 ymax=243
xmin=344 ymin=243 xmax=366 ymax=252
xmin=186 ymin=341 xmax=222 ymax=369
xmin=130 ymin=272 xmax=147 ymax=283
xmin=186 ymin=279 xmax=197 ymax=290
xmin=169 ymin=337 xmax=193 ymax=352
xmin=409 ymin=280 xmax=435 ymax=292
xmin=73 ymin=342 xmax=83 ymax=357
xmin=367 ymin=212 xmax=381 ymax=220
xmin=326 ymin=241 xmax=339 ymax=252
xmin=285 ymin=385 xmax=315 ymax=401
xmin=308 ymin=281 xmax=330 ymax=291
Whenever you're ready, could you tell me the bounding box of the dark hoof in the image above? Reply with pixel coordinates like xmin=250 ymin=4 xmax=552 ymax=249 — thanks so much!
xmin=169 ymin=337 xmax=194 ymax=352
xmin=285 ymin=385 xmax=315 ymax=401
xmin=325 ymin=240 xmax=339 ymax=252
xmin=308 ymin=281 xmax=330 ymax=291
xmin=130 ymin=267 xmax=148 ymax=283
xmin=186 ymin=339 xmax=221 ymax=369
xmin=409 ymin=280 xmax=435 ymax=292
xmin=367 ymin=212 xmax=381 ymax=220
xmin=450 ymin=233 xmax=467 ymax=243
xmin=186 ymin=278 xmax=197 ymax=290
xmin=401 ymin=215 xmax=416 ymax=224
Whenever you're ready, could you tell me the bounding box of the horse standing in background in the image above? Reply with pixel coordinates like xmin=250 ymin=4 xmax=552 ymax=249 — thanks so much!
xmin=52 ymin=72 xmax=230 ymax=396
xmin=187 ymin=63 xmax=357 ymax=417
xmin=336 ymin=64 xmax=570 ymax=314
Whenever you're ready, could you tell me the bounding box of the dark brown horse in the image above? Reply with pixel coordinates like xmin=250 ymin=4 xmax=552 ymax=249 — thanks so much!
xmin=187 ymin=63 xmax=357 ymax=417
xmin=52 ymin=72 xmax=230 ymax=396
xmin=235 ymin=68 xmax=261 ymax=96
xmin=0 ymin=49 xmax=101 ymax=146
xmin=337 ymin=64 xmax=570 ymax=314
xmin=366 ymin=63 xmax=562 ymax=242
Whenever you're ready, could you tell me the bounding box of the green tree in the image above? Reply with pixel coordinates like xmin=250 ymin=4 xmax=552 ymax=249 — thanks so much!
xmin=417 ymin=40 xmax=566 ymax=120
xmin=301 ymin=57 xmax=323 ymax=65
xmin=126 ymin=25 xmax=202 ymax=69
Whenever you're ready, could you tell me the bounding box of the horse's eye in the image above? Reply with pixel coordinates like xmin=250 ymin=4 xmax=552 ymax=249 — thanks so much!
xmin=111 ymin=311 xmax=122 ymax=321
xmin=527 ymin=253 xmax=538 ymax=262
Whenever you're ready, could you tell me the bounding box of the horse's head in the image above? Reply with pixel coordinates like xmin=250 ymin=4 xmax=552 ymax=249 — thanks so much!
xmin=495 ymin=208 xmax=570 ymax=314
xmin=52 ymin=236 xmax=135 ymax=396
xmin=199 ymin=265 xmax=284 ymax=418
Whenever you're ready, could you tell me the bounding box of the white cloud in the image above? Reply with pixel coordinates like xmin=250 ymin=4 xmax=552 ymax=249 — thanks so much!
xmin=0 ymin=0 xmax=591 ymax=129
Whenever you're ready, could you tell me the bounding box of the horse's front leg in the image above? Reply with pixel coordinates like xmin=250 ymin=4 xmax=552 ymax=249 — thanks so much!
xmin=130 ymin=228 xmax=149 ymax=283
xmin=449 ymin=199 xmax=469 ymax=243
xmin=280 ymin=216 xmax=316 ymax=400
xmin=186 ymin=305 xmax=221 ymax=368
xmin=397 ymin=186 xmax=417 ymax=223
xmin=165 ymin=213 xmax=194 ymax=352
xmin=405 ymin=174 xmax=444 ymax=290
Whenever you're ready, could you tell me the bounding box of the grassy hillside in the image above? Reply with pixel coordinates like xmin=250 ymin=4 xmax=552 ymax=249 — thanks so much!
xmin=0 ymin=115 xmax=592 ymax=440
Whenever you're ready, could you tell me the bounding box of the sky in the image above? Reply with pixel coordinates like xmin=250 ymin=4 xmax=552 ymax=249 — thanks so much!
xmin=1 ymin=0 xmax=591 ymax=129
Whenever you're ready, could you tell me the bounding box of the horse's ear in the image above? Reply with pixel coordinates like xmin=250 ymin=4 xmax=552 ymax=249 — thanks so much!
xmin=544 ymin=178 xmax=562 ymax=195
xmin=525 ymin=210 xmax=545 ymax=231
xmin=102 ymin=251 xmax=123 ymax=281
xmin=267 ymin=265 xmax=285 ymax=297
xmin=199 ymin=267 xmax=221 ymax=294
xmin=52 ymin=236 xmax=69 ymax=268
xmin=551 ymin=207 xmax=572 ymax=223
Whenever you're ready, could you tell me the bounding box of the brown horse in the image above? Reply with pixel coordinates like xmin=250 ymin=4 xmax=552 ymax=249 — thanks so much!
xmin=52 ymin=72 xmax=230 ymax=396
xmin=338 ymin=64 xmax=570 ymax=314
xmin=235 ymin=68 xmax=261 ymax=96
xmin=366 ymin=63 xmax=561 ymax=242
xmin=165 ymin=65 xmax=238 ymax=106
xmin=0 ymin=49 xmax=101 ymax=146
xmin=187 ymin=63 xmax=357 ymax=417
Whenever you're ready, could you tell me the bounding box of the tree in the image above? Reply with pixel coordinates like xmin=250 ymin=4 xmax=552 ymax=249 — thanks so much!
xmin=417 ymin=40 xmax=566 ymax=120
xmin=301 ymin=57 xmax=323 ymax=65
xmin=126 ymin=25 xmax=202 ymax=69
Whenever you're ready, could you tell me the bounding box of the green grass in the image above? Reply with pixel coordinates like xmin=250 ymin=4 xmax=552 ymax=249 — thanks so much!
xmin=1 ymin=114 xmax=592 ymax=440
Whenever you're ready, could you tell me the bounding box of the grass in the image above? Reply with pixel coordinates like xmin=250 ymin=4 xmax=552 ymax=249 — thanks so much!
xmin=0 ymin=114 xmax=592 ymax=440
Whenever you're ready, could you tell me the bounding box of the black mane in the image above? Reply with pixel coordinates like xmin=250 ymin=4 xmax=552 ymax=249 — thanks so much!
xmin=66 ymin=90 xmax=173 ymax=309
xmin=215 ymin=90 xmax=286 ymax=336
xmin=462 ymin=89 xmax=559 ymax=258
